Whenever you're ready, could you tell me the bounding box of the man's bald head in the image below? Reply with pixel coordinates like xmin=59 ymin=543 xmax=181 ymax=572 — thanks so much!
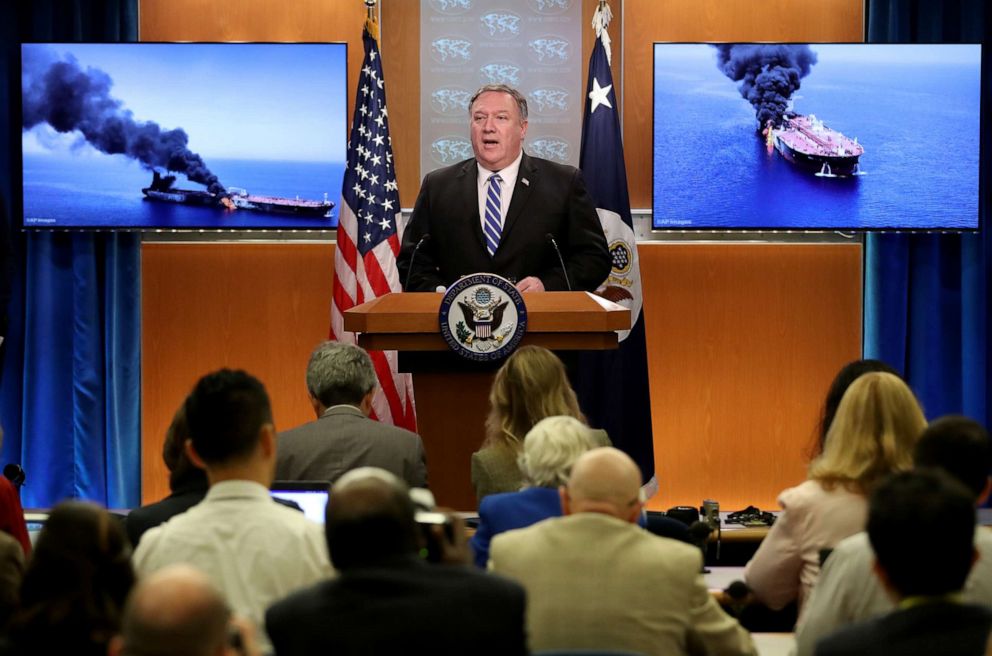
xmin=114 ymin=564 xmax=231 ymax=656
xmin=561 ymin=447 xmax=643 ymax=523
xmin=326 ymin=467 xmax=421 ymax=569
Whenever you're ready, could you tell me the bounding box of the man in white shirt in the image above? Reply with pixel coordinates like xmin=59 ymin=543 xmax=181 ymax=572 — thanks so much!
xmin=796 ymin=415 xmax=992 ymax=656
xmin=133 ymin=369 xmax=333 ymax=654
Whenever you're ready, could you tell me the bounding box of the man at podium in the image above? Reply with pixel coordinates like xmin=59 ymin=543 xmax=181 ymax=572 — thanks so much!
xmin=398 ymin=84 xmax=610 ymax=293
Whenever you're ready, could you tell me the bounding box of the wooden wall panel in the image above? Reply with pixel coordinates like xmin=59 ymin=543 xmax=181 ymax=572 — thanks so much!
xmin=622 ymin=0 xmax=864 ymax=207
xmin=381 ymin=0 xmax=421 ymax=209
xmin=140 ymin=243 xmax=336 ymax=503
xmin=641 ymin=243 xmax=862 ymax=510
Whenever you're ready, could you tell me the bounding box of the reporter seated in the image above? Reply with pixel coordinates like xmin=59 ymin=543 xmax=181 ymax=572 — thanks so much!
xmin=797 ymin=416 xmax=992 ymax=656
xmin=471 ymin=415 xmax=598 ymax=568
xmin=815 ymin=469 xmax=992 ymax=656
xmin=265 ymin=467 xmax=527 ymax=655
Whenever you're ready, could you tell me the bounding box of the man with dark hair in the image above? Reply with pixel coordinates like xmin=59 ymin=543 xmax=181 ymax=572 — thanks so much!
xmin=109 ymin=564 xmax=260 ymax=656
xmin=815 ymin=469 xmax=992 ymax=656
xmin=275 ymin=341 xmax=427 ymax=487
xmin=133 ymin=369 xmax=332 ymax=654
xmin=796 ymin=416 xmax=992 ymax=656
xmin=398 ymin=83 xmax=609 ymax=293
xmin=265 ymin=467 xmax=527 ymax=655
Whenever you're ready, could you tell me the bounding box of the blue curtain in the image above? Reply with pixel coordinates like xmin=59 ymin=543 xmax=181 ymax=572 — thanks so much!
xmin=864 ymin=0 xmax=992 ymax=430
xmin=0 ymin=0 xmax=141 ymax=508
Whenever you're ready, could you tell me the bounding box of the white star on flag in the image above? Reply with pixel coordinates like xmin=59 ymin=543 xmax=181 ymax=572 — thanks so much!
xmin=588 ymin=77 xmax=613 ymax=114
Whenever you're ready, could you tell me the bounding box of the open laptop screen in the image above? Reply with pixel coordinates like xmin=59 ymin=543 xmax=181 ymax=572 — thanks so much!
xmin=270 ymin=481 xmax=329 ymax=524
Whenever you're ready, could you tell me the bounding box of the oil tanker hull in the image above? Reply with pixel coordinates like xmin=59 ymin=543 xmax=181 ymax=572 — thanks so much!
xmin=774 ymin=138 xmax=861 ymax=177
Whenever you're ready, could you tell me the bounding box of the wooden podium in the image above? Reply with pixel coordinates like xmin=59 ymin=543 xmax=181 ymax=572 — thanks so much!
xmin=344 ymin=291 xmax=630 ymax=509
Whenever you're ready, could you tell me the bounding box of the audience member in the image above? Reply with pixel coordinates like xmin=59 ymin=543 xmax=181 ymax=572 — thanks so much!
xmin=125 ymin=402 xmax=209 ymax=547
xmin=815 ymin=469 xmax=992 ymax=656
xmin=470 ymin=415 xmax=597 ymax=568
xmin=490 ymin=447 xmax=755 ymax=656
xmin=275 ymin=341 xmax=427 ymax=488
xmin=744 ymin=372 xmax=925 ymax=614
xmin=809 ymin=359 xmax=899 ymax=459
xmin=0 ymin=531 xmax=24 ymax=628
xmin=0 ymin=501 xmax=134 ymax=656
xmin=0 ymin=425 xmax=30 ymax=557
xmin=109 ymin=564 xmax=260 ymax=656
xmin=266 ymin=467 xmax=527 ymax=655
xmin=132 ymin=369 xmax=332 ymax=654
xmin=472 ymin=345 xmax=608 ymax=501
xmin=796 ymin=415 xmax=992 ymax=656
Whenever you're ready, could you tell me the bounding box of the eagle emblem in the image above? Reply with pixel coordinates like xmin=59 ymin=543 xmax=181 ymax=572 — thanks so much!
xmin=439 ymin=274 xmax=527 ymax=362
xmin=457 ymin=287 xmax=509 ymax=343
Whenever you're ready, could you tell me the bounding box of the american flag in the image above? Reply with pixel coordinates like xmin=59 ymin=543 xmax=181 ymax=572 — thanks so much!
xmin=330 ymin=22 xmax=416 ymax=432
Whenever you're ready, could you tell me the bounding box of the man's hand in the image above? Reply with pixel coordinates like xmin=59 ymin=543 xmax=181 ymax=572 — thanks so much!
xmin=431 ymin=510 xmax=472 ymax=566
xmin=515 ymin=276 xmax=545 ymax=293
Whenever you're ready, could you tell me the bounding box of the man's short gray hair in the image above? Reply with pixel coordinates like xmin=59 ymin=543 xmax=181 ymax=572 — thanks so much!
xmin=518 ymin=415 xmax=598 ymax=488
xmin=469 ymin=84 xmax=528 ymax=122
xmin=306 ymin=341 xmax=378 ymax=408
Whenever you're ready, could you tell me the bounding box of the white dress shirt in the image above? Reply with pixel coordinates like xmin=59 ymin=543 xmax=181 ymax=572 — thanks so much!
xmin=132 ymin=479 xmax=334 ymax=654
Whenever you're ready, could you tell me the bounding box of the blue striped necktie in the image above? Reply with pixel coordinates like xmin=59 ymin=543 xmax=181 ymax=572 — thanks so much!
xmin=483 ymin=172 xmax=503 ymax=256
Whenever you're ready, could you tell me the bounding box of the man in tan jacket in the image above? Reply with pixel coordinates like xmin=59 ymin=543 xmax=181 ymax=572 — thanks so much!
xmin=489 ymin=447 xmax=755 ymax=656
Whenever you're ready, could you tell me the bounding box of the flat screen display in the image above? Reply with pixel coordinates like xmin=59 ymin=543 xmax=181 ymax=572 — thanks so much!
xmin=652 ymin=43 xmax=982 ymax=230
xmin=21 ymin=43 xmax=347 ymax=230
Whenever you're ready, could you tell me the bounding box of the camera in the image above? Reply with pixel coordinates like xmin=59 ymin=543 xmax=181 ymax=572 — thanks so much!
xmin=415 ymin=510 xmax=455 ymax=563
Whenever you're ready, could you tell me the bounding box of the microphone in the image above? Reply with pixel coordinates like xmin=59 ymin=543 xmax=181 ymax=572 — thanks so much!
xmin=545 ymin=233 xmax=571 ymax=291
xmin=403 ymin=233 xmax=431 ymax=292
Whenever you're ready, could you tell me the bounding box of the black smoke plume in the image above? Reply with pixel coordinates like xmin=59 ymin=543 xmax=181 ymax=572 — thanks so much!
xmin=22 ymin=49 xmax=225 ymax=194
xmin=713 ymin=44 xmax=818 ymax=128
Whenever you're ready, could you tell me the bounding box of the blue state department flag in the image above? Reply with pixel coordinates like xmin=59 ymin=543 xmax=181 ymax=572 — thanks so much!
xmin=576 ymin=3 xmax=656 ymax=494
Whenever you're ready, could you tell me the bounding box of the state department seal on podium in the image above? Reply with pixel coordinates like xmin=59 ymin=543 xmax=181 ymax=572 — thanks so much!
xmin=439 ymin=273 xmax=527 ymax=362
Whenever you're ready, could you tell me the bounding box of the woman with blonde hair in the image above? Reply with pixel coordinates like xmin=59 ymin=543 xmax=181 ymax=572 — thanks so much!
xmin=471 ymin=345 xmax=607 ymax=502
xmin=744 ymin=371 xmax=926 ymax=616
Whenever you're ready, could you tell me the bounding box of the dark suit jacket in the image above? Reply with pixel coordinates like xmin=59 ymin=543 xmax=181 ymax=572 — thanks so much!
xmin=124 ymin=482 xmax=207 ymax=547
xmin=814 ymin=600 xmax=992 ymax=656
xmin=398 ymin=152 xmax=610 ymax=292
xmin=275 ymin=406 xmax=428 ymax=488
xmin=265 ymin=556 xmax=527 ymax=655
xmin=471 ymin=486 xmax=561 ymax=568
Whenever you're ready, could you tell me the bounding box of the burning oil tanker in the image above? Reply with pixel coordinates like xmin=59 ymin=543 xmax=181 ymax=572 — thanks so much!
xmin=142 ymin=172 xmax=334 ymax=218
xmin=765 ymin=114 xmax=864 ymax=177
xmin=714 ymin=44 xmax=866 ymax=178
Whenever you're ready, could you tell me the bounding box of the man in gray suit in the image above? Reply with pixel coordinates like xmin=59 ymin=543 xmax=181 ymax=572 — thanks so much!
xmin=489 ymin=447 xmax=755 ymax=656
xmin=275 ymin=341 xmax=427 ymax=488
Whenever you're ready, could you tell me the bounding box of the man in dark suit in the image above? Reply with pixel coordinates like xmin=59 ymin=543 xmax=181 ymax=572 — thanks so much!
xmin=275 ymin=341 xmax=427 ymax=488
xmin=398 ymin=84 xmax=610 ymax=293
xmin=265 ymin=467 xmax=528 ymax=655
xmin=815 ymin=469 xmax=992 ymax=656
xmin=125 ymin=403 xmax=209 ymax=547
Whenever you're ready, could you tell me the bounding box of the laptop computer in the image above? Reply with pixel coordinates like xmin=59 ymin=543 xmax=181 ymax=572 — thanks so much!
xmin=270 ymin=480 xmax=330 ymax=524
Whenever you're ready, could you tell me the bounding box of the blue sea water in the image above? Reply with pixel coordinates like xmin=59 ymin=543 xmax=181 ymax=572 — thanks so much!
xmin=22 ymin=153 xmax=345 ymax=229
xmin=652 ymin=49 xmax=981 ymax=230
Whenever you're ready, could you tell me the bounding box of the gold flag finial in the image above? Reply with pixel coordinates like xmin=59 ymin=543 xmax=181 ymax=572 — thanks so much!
xmin=364 ymin=0 xmax=379 ymax=41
